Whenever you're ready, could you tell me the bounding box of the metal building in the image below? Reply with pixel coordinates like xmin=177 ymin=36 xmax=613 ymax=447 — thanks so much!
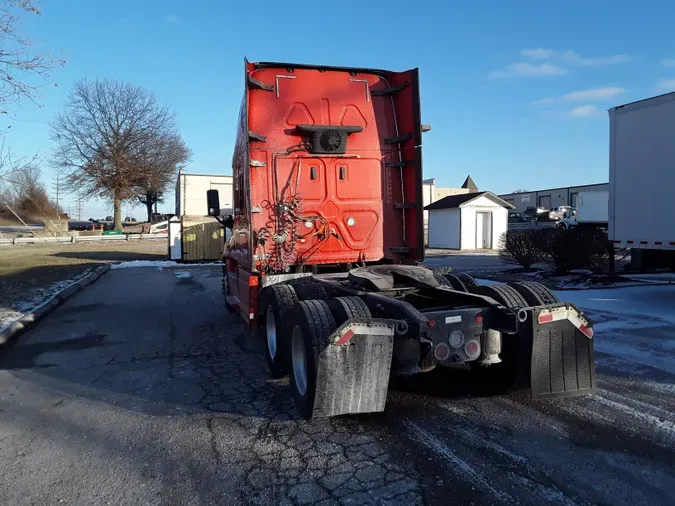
xmin=500 ymin=183 xmax=608 ymax=213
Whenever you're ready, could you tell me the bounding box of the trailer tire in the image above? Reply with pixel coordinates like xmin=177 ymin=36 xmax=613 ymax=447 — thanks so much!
xmin=259 ymin=284 xmax=299 ymax=378
xmin=470 ymin=284 xmax=528 ymax=309
xmin=328 ymin=296 xmax=371 ymax=324
xmin=295 ymin=282 xmax=331 ymax=301
xmin=289 ymin=300 xmax=337 ymax=419
xmin=507 ymin=281 xmax=559 ymax=306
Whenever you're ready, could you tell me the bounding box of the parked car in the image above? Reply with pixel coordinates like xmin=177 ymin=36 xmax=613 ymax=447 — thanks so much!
xmin=548 ymin=206 xmax=572 ymax=221
xmin=508 ymin=212 xmax=535 ymax=224
xmin=523 ymin=206 xmax=550 ymax=221
xmin=149 ymin=220 xmax=169 ymax=234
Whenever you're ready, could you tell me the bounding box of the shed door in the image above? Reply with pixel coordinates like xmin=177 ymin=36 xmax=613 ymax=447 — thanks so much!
xmin=476 ymin=212 xmax=493 ymax=249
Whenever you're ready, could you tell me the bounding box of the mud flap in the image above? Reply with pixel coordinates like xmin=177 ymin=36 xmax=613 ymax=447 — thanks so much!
xmin=312 ymin=318 xmax=395 ymax=418
xmin=528 ymin=304 xmax=596 ymax=399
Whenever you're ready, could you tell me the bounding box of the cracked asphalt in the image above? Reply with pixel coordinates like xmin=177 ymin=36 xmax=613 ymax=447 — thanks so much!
xmin=1 ymin=265 xmax=674 ymax=505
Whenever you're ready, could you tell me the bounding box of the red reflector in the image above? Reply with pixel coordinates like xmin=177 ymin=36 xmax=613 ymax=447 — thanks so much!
xmin=249 ymin=276 xmax=259 ymax=286
xmin=434 ymin=343 xmax=450 ymax=361
xmin=613 ymin=241 xmax=621 ymax=244
xmin=640 ymin=241 xmax=648 ymax=245
xmin=335 ymin=329 xmax=355 ymax=346
xmin=475 ymin=315 xmax=483 ymax=324
xmin=539 ymin=313 xmax=554 ymax=324
xmin=428 ymin=319 xmax=436 ymax=327
xmin=626 ymin=240 xmax=634 ymax=244
xmin=655 ymin=242 xmax=663 ymax=245
xmin=464 ymin=340 xmax=480 ymax=358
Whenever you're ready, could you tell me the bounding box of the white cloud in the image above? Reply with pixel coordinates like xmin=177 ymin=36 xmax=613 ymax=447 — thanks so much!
xmin=657 ymin=79 xmax=675 ymax=92
xmin=489 ymin=62 xmax=567 ymax=79
xmin=569 ymin=105 xmax=602 ymax=117
xmin=661 ymin=59 xmax=675 ymax=67
xmin=563 ymin=51 xmax=630 ymax=66
xmin=521 ymin=48 xmax=555 ymax=60
xmin=521 ymin=49 xmax=630 ymax=67
xmin=535 ymin=86 xmax=625 ymax=104
xmin=165 ymin=13 xmax=180 ymax=24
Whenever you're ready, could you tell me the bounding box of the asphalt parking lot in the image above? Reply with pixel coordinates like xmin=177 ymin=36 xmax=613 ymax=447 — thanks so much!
xmin=1 ymin=265 xmax=674 ymax=505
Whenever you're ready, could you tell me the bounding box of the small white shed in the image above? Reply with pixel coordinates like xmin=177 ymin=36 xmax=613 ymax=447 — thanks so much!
xmin=425 ymin=192 xmax=514 ymax=250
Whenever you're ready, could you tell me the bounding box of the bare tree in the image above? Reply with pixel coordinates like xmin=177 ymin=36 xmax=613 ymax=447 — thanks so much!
xmin=136 ymin=133 xmax=190 ymax=222
xmin=0 ymin=1 xmax=66 ymax=115
xmin=50 ymin=79 xmax=184 ymax=230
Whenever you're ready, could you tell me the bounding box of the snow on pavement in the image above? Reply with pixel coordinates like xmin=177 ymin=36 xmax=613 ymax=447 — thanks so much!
xmin=476 ymin=279 xmax=675 ymax=377
xmin=0 ymin=277 xmax=87 ymax=333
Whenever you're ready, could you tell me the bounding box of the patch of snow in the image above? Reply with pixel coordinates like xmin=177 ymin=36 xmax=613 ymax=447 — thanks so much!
xmin=0 ymin=276 xmax=87 ymax=333
xmin=589 ymin=394 xmax=675 ymax=438
xmin=559 ymin=285 xmax=675 ymax=325
xmin=595 ymin=340 xmax=675 ymax=375
xmin=0 ymin=309 xmax=24 ymax=331
xmin=404 ymin=420 xmax=512 ymax=502
xmin=173 ymin=270 xmax=192 ymax=279
xmin=111 ymin=260 xmax=222 ymax=269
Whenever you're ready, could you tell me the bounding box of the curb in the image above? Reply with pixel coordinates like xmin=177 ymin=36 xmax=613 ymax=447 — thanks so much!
xmin=0 ymin=264 xmax=112 ymax=347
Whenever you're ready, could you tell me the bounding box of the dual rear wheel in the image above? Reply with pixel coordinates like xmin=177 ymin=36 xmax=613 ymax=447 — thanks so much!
xmin=260 ymin=283 xmax=370 ymax=418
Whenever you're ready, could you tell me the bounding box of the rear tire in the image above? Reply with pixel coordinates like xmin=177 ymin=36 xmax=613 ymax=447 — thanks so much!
xmin=470 ymin=283 xmax=528 ymax=309
xmin=328 ymin=296 xmax=371 ymax=324
xmin=469 ymin=283 xmax=528 ymax=394
xmin=289 ymin=300 xmax=337 ymax=419
xmin=507 ymin=281 xmax=559 ymax=306
xmin=295 ymin=282 xmax=331 ymax=301
xmin=259 ymin=284 xmax=298 ymax=378
xmin=442 ymin=273 xmax=470 ymax=292
xmin=455 ymin=273 xmax=478 ymax=291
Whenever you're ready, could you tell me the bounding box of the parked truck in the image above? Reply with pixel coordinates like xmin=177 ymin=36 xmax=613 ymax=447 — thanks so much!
xmin=206 ymin=59 xmax=596 ymax=419
xmin=609 ymin=93 xmax=675 ymax=271
xmin=558 ymin=190 xmax=608 ymax=229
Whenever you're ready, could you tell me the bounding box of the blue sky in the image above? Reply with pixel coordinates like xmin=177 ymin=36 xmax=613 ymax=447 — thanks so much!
xmin=7 ymin=0 xmax=675 ymax=218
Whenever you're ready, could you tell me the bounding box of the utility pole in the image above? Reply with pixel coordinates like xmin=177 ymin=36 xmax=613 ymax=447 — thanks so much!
xmin=75 ymin=195 xmax=84 ymax=221
xmin=52 ymin=174 xmax=61 ymax=218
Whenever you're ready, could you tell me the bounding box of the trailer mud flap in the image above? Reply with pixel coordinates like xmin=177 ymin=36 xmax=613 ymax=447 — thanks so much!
xmin=313 ymin=319 xmax=395 ymax=418
xmin=529 ymin=305 xmax=596 ymax=399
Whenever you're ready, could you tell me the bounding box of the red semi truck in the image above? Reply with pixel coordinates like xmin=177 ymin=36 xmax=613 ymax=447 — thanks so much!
xmin=206 ymin=59 xmax=596 ymax=419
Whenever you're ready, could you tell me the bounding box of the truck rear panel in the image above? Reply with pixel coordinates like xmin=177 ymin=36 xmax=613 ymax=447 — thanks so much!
xmin=609 ymin=93 xmax=675 ymax=250
xmin=228 ymin=59 xmax=425 ymax=274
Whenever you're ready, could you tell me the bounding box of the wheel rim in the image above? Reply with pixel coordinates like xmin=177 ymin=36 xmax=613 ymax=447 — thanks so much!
xmin=266 ymin=305 xmax=277 ymax=359
xmin=291 ymin=326 xmax=308 ymax=395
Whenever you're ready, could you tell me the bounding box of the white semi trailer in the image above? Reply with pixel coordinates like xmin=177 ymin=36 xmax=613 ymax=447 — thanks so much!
xmin=609 ymin=92 xmax=675 ymax=271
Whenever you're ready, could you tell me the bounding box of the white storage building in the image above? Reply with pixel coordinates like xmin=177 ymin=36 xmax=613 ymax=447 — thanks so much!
xmin=425 ymin=192 xmax=514 ymax=250
xmin=175 ymin=172 xmax=233 ymax=217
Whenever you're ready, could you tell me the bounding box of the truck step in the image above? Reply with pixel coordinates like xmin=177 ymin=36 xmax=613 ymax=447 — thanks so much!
xmin=394 ymin=203 xmax=416 ymax=209
xmin=247 ymin=74 xmax=274 ymax=91
xmin=248 ymin=130 xmax=267 ymax=142
xmin=389 ymin=246 xmax=413 ymax=253
xmin=385 ymin=161 xmax=412 ymax=168
xmin=385 ymin=133 xmax=413 ymax=144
